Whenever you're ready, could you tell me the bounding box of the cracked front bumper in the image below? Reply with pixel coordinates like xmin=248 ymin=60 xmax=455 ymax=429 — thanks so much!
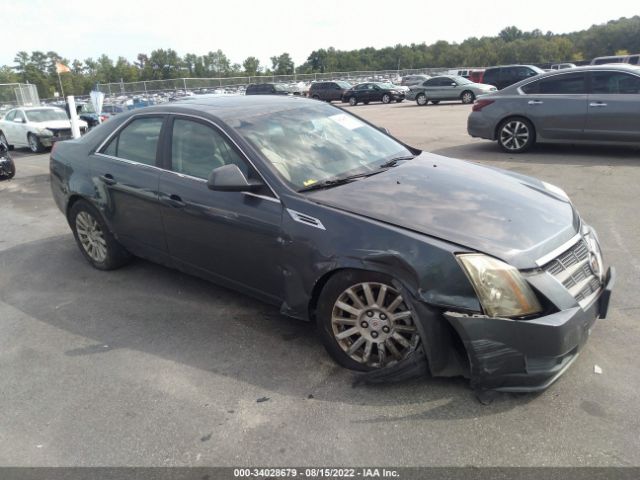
xmin=444 ymin=266 xmax=615 ymax=392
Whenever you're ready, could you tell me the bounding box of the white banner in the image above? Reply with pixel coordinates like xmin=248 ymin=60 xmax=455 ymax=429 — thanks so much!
xmin=90 ymin=90 xmax=105 ymax=121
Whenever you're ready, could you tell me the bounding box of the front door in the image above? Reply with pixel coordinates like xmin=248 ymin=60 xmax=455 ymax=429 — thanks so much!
xmin=157 ymin=116 xmax=284 ymax=301
xmin=584 ymin=70 xmax=640 ymax=142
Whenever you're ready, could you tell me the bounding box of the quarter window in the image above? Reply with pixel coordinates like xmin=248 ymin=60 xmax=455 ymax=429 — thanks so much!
xmin=170 ymin=118 xmax=248 ymax=179
xmin=101 ymin=116 xmax=164 ymax=165
xmin=591 ymin=71 xmax=640 ymax=94
xmin=5 ymin=110 xmax=15 ymax=121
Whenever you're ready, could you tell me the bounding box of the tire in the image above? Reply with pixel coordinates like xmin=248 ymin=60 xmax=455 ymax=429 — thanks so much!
xmin=348 ymin=96 xmax=357 ymax=106
xmin=312 ymin=95 xmax=320 ymax=100
xmin=461 ymin=90 xmax=475 ymax=104
xmin=0 ymin=160 xmax=15 ymax=180
xmin=28 ymin=133 xmax=45 ymax=153
xmin=382 ymin=94 xmax=391 ymax=104
xmin=416 ymin=94 xmax=428 ymax=106
xmin=316 ymin=270 xmax=421 ymax=372
xmin=430 ymin=100 xmax=440 ymax=105
xmin=497 ymin=117 xmax=536 ymax=153
xmin=0 ymin=131 xmax=11 ymax=150
xmin=69 ymin=200 xmax=132 ymax=270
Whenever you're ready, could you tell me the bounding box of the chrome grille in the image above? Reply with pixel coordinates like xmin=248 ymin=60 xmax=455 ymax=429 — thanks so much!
xmin=542 ymin=237 xmax=602 ymax=305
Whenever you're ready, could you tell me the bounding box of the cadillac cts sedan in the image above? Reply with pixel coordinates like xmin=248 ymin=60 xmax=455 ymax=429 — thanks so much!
xmin=468 ymin=64 xmax=640 ymax=153
xmin=50 ymin=96 xmax=614 ymax=393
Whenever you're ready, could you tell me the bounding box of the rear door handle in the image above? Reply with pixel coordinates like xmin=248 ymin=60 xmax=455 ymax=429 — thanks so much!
xmin=99 ymin=174 xmax=116 ymax=185
xmin=528 ymin=100 xmax=544 ymax=105
xmin=162 ymin=194 xmax=186 ymax=208
xmin=589 ymin=102 xmax=607 ymax=107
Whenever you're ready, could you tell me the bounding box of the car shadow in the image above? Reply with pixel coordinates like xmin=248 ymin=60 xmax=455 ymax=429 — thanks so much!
xmin=0 ymin=235 xmax=539 ymax=416
xmin=432 ymin=142 xmax=640 ymax=167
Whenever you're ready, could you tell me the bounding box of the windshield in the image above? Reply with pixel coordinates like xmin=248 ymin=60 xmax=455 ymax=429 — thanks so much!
xmin=378 ymin=83 xmax=397 ymax=89
xmin=274 ymin=84 xmax=289 ymax=92
xmin=452 ymin=76 xmax=472 ymax=84
xmin=233 ymin=103 xmax=412 ymax=190
xmin=336 ymin=81 xmax=352 ymax=89
xmin=24 ymin=108 xmax=68 ymax=122
xmin=80 ymin=103 xmax=95 ymax=114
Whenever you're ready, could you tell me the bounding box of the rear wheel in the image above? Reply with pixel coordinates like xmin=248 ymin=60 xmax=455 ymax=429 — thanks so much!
xmin=461 ymin=90 xmax=475 ymax=104
xmin=416 ymin=94 xmax=428 ymax=106
xmin=497 ymin=118 xmax=535 ymax=153
xmin=348 ymin=96 xmax=357 ymax=106
xmin=69 ymin=200 xmax=132 ymax=270
xmin=28 ymin=133 xmax=45 ymax=153
xmin=382 ymin=94 xmax=391 ymax=104
xmin=317 ymin=270 xmax=421 ymax=371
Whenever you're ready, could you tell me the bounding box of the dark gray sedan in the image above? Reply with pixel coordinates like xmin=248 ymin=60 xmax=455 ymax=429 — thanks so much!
xmin=468 ymin=64 xmax=640 ymax=152
xmin=406 ymin=75 xmax=496 ymax=105
xmin=50 ymin=96 xmax=613 ymax=394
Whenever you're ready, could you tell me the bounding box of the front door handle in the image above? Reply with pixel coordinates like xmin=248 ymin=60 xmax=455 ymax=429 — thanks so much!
xmin=528 ymin=100 xmax=544 ymax=105
xmin=589 ymin=102 xmax=607 ymax=107
xmin=99 ymin=174 xmax=116 ymax=185
xmin=162 ymin=194 xmax=186 ymax=208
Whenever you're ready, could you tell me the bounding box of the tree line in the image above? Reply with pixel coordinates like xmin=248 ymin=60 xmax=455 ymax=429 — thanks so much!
xmin=1 ymin=16 xmax=638 ymax=98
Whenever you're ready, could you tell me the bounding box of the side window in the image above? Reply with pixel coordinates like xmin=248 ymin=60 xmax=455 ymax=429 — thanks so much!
xmin=519 ymin=67 xmax=537 ymax=78
xmin=629 ymin=55 xmax=640 ymax=65
xmin=355 ymin=84 xmax=367 ymax=91
xmin=15 ymin=111 xmax=26 ymax=122
xmin=5 ymin=110 xmax=15 ymax=121
xmin=592 ymin=71 xmax=640 ymax=94
xmin=536 ymin=73 xmax=587 ymax=94
xmin=171 ymin=118 xmax=249 ymax=180
xmin=101 ymin=117 xmax=164 ymax=165
xmin=521 ymin=80 xmax=540 ymax=94
xmin=424 ymin=78 xmax=440 ymax=86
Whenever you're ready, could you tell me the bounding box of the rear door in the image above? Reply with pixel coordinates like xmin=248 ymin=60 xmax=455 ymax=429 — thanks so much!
xmin=584 ymin=70 xmax=640 ymax=142
xmin=92 ymin=115 xmax=169 ymax=262
xmin=421 ymin=77 xmax=445 ymax=99
xmin=520 ymin=72 xmax=588 ymax=140
xmin=157 ymin=115 xmax=284 ymax=300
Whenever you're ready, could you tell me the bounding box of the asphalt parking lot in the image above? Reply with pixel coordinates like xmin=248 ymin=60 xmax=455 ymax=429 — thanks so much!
xmin=1 ymin=101 xmax=639 ymax=467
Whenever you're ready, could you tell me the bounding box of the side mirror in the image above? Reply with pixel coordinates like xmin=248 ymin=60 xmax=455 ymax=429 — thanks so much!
xmin=207 ymin=164 xmax=263 ymax=192
xmin=14 ymin=117 xmax=24 ymax=123
xmin=450 ymin=82 xmax=457 ymax=87
xmin=378 ymin=126 xmax=390 ymax=135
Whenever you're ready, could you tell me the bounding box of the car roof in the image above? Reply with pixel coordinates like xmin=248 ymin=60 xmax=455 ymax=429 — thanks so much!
xmin=140 ymin=95 xmax=324 ymax=123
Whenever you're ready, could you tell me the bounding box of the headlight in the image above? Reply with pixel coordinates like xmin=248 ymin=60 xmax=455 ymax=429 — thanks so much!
xmin=457 ymin=254 xmax=542 ymax=318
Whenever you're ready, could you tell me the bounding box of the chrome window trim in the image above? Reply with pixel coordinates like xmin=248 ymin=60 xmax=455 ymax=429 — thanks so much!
xmin=535 ymin=233 xmax=582 ymax=267
xmin=94 ymin=111 xmax=280 ymax=200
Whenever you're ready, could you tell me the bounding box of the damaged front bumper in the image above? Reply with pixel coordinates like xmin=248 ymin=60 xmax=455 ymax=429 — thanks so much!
xmin=444 ymin=266 xmax=615 ymax=392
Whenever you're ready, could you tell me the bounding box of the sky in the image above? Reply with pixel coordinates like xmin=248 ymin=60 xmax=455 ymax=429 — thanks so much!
xmin=3 ymin=0 xmax=638 ymax=68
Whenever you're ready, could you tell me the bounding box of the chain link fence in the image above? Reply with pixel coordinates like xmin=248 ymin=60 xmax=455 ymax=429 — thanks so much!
xmin=0 ymin=83 xmax=40 ymax=108
xmin=94 ymin=68 xmax=450 ymax=97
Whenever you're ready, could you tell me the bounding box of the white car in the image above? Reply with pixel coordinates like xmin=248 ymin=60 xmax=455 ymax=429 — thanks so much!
xmin=0 ymin=106 xmax=87 ymax=153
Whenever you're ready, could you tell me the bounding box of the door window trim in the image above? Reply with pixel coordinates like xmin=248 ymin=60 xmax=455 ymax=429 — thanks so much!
xmin=95 ymin=111 xmax=280 ymax=201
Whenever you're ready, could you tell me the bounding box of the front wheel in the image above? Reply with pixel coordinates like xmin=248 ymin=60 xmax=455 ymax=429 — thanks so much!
xmin=382 ymin=94 xmax=391 ymax=104
xmin=317 ymin=270 xmax=421 ymax=371
xmin=348 ymin=96 xmax=357 ymax=106
xmin=461 ymin=91 xmax=475 ymax=104
xmin=416 ymin=94 xmax=428 ymax=106
xmin=69 ymin=200 xmax=132 ymax=270
xmin=497 ymin=118 xmax=535 ymax=153
xmin=28 ymin=133 xmax=45 ymax=153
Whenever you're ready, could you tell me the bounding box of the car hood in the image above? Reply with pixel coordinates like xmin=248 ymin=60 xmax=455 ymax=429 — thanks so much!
xmin=306 ymin=153 xmax=580 ymax=269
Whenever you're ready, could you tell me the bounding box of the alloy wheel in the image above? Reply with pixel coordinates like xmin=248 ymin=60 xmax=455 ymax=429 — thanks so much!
xmin=349 ymin=97 xmax=357 ymax=106
xmin=382 ymin=94 xmax=391 ymax=104
xmin=76 ymin=211 xmax=108 ymax=263
xmin=28 ymin=135 xmax=39 ymax=153
xmin=500 ymin=120 xmax=530 ymax=151
xmin=417 ymin=94 xmax=427 ymax=106
xmin=461 ymin=92 xmax=474 ymax=104
xmin=331 ymin=282 xmax=420 ymax=368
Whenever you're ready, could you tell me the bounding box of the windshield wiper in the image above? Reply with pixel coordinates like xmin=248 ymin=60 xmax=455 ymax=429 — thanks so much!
xmin=379 ymin=155 xmax=415 ymax=169
xmin=298 ymin=169 xmax=386 ymax=192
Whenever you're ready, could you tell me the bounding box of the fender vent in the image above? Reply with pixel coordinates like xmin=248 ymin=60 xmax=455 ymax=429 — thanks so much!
xmin=287 ymin=209 xmax=325 ymax=230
